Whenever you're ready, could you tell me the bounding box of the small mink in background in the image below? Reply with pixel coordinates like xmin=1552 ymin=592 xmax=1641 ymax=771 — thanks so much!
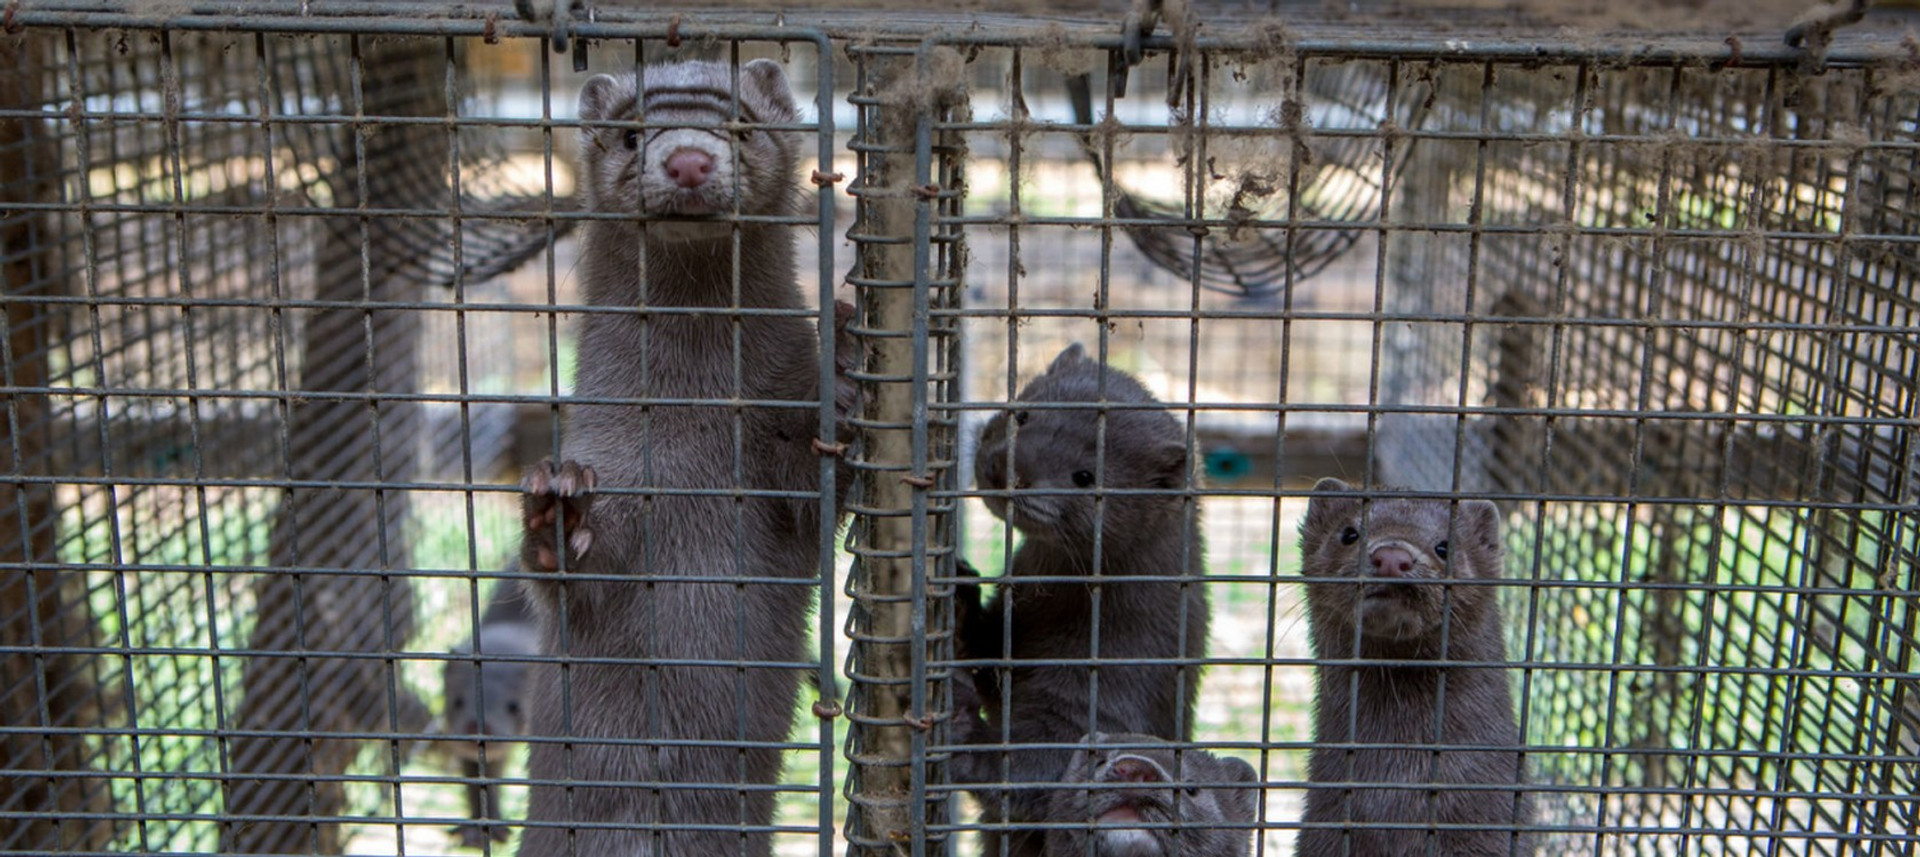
xmin=1296 ymin=478 xmax=1533 ymax=856
xmin=952 ymin=344 xmax=1212 ymax=857
xmin=440 ymin=573 xmax=538 ymax=848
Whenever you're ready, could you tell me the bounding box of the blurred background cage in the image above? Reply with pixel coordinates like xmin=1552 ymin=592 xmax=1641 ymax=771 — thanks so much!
xmin=1 ymin=2 xmax=1916 ymax=856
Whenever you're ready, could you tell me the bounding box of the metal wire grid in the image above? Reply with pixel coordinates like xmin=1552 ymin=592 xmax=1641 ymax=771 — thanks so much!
xmin=1378 ymin=59 xmax=1919 ymax=854
xmin=935 ymin=44 xmax=1480 ymax=857
xmin=1 ymin=6 xmax=1917 ymax=857
xmin=2 ymin=29 xmax=346 ymax=853
xmin=0 ymin=19 xmax=850 ymax=854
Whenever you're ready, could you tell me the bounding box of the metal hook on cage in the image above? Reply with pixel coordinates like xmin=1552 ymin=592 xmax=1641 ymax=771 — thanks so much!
xmin=1784 ymin=0 xmax=1869 ymax=72
xmin=1114 ymin=0 xmax=1163 ymax=97
xmin=1784 ymin=0 xmax=1868 ymax=47
xmin=514 ymin=0 xmax=588 ymax=55
xmin=1111 ymin=0 xmax=1195 ymax=103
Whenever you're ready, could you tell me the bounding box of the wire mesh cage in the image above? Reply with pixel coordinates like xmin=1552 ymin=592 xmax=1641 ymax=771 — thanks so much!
xmin=1 ymin=2 xmax=1915 ymax=857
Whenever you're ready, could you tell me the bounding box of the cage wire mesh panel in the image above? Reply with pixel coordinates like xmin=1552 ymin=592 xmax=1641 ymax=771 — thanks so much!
xmin=939 ymin=37 xmax=1437 ymax=857
xmin=2 ymin=3 xmax=1918 ymax=857
xmin=0 ymin=18 xmax=599 ymax=855
xmin=1379 ymin=56 xmax=1920 ymax=854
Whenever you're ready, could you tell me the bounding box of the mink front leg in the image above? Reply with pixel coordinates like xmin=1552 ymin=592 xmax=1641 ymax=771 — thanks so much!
xmin=449 ymin=757 xmax=511 ymax=847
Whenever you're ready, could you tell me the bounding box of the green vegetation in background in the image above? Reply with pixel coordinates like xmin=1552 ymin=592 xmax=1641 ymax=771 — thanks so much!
xmin=1509 ymin=503 xmax=1909 ymax=834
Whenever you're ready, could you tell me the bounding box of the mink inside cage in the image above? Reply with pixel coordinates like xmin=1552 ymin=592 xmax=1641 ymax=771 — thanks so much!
xmin=0 ymin=3 xmax=1915 ymax=857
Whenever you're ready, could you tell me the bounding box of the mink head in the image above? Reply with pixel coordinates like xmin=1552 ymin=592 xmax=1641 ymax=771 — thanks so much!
xmin=576 ymin=59 xmax=801 ymax=241
xmin=1298 ymin=478 xmax=1504 ymax=651
xmin=440 ymin=623 xmax=539 ymax=761
xmin=1044 ymin=732 xmax=1259 ymax=857
xmin=974 ymin=344 xmax=1191 ymax=552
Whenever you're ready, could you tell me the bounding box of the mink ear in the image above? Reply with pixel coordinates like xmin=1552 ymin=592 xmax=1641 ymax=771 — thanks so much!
xmin=741 ymin=58 xmax=799 ymax=122
xmin=578 ymin=74 xmax=625 ymax=124
xmin=1047 ymin=342 xmax=1089 ymax=374
xmin=1458 ymin=499 xmax=1504 ymax=571
xmin=1217 ymin=754 xmax=1259 ymax=784
xmin=1214 ymin=755 xmax=1260 ymax=821
xmin=1150 ymin=441 xmax=1189 ymax=489
xmin=1302 ymin=477 xmax=1352 ymax=535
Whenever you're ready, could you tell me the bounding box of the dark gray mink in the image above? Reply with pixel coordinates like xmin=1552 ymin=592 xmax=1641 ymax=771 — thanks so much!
xmin=1043 ymin=732 xmax=1258 ymax=857
xmin=515 ymin=60 xmax=854 ymax=857
xmin=953 ymin=344 xmax=1211 ymax=857
xmin=441 ymin=574 xmax=539 ymax=847
xmin=1296 ymin=478 xmax=1533 ymax=857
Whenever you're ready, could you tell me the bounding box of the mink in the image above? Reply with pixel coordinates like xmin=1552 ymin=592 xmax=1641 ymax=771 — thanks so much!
xmin=1043 ymin=732 xmax=1258 ymax=857
xmin=514 ymin=59 xmax=854 ymax=857
xmin=953 ymin=344 xmax=1210 ymax=857
xmin=1296 ymin=478 xmax=1533 ymax=856
xmin=441 ymin=575 xmax=539 ymax=847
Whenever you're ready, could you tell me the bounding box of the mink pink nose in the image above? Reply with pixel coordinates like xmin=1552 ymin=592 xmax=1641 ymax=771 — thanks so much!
xmin=1106 ymin=758 xmax=1165 ymax=784
xmin=664 ymin=148 xmax=715 ymax=188
xmin=1371 ymin=545 xmax=1416 ymax=578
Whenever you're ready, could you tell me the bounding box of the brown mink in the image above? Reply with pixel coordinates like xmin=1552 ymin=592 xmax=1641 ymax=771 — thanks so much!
xmin=1043 ymin=732 xmax=1258 ymax=857
xmin=441 ymin=574 xmax=539 ymax=847
xmin=1296 ymin=478 xmax=1533 ymax=856
xmin=515 ymin=59 xmax=854 ymax=857
xmin=953 ymin=344 xmax=1210 ymax=857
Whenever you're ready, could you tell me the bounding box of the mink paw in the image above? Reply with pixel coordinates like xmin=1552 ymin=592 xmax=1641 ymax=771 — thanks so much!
xmin=521 ymin=458 xmax=596 ymax=571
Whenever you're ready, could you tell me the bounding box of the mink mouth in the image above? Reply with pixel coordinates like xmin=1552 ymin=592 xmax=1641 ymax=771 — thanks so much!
xmin=1086 ymin=787 xmax=1173 ymax=822
xmin=647 ymin=193 xmax=734 ymax=218
xmin=1360 ymin=582 xmax=1412 ymax=601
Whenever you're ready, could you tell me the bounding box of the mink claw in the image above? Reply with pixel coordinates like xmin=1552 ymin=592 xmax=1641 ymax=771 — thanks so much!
xmin=521 ymin=458 xmax=598 ymax=571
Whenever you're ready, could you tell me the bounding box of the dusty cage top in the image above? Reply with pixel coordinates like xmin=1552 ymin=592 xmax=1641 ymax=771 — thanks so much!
xmin=9 ymin=0 xmax=1917 ymax=55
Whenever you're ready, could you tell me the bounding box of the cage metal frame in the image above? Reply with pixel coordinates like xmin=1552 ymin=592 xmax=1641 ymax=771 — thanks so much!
xmin=2 ymin=3 xmax=1917 ymax=857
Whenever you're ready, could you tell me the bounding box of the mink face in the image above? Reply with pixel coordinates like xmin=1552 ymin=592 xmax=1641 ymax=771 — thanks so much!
xmin=441 ymin=622 xmax=538 ymax=760
xmin=974 ymin=343 xmax=1190 ymax=553
xmin=954 ymin=344 xmax=1212 ymax=857
xmin=576 ymin=59 xmax=800 ymax=241
xmin=1295 ymin=479 xmax=1534 ymax=857
xmin=1298 ymin=477 xmax=1504 ymax=654
xmin=1044 ymin=733 xmax=1259 ymax=857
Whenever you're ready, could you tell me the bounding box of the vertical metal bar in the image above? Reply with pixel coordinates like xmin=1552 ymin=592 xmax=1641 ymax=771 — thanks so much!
xmin=1 ymin=24 xmax=113 ymax=854
xmin=1572 ymin=56 xmax=1645 ymax=857
xmin=842 ymin=39 xmax=963 ymax=857
xmin=1254 ymin=48 xmax=1313 ymax=857
xmin=807 ymin=33 xmax=843 ymax=857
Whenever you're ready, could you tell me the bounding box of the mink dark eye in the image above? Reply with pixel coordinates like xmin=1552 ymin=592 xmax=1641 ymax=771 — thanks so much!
xmin=1013 ymin=411 xmax=1030 ymax=426
xmin=1072 ymin=470 xmax=1096 ymax=488
xmin=1339 ymin=526 xmax=1360 ymax=546
xmin=1184 ymin=785 xmax=1201 ymax=797
xmin=1434 ymin=541 xmax=1449 ymax=560
xmin=622 ymin=129 xmax=639 ymax=150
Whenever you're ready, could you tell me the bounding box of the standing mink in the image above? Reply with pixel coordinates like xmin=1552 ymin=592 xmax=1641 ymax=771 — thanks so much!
xmin=515 ymin=60 xmax=854 ymax=857
xmin=440 ymin=575 xmax=539 ymax=847
xmin=953 ymin=344 xmax=1212 ymax=857
xmin=1044 ymin=732 xmax=1259 ymax=857
xmin=1296 ymin=478 xmax=1533 ymax=856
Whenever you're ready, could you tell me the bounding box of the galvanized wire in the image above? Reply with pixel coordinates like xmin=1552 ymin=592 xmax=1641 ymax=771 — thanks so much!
xmin=0 ymin=5 xmax=1916 ymax=857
